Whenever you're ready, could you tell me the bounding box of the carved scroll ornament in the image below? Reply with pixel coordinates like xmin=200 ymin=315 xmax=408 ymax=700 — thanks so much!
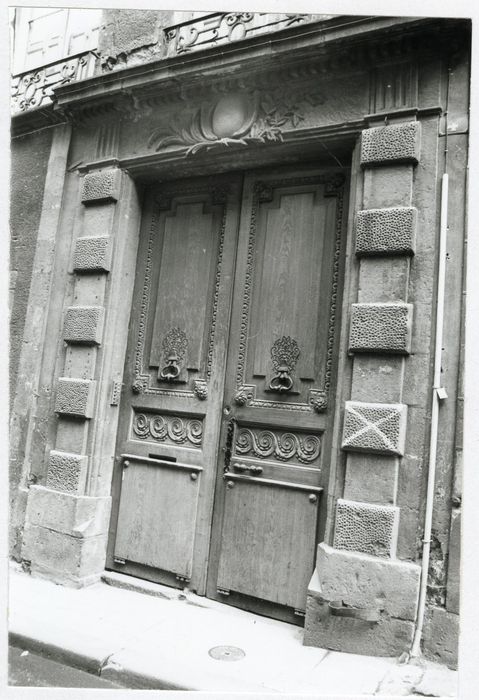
xmin=133 ymin=412 xmax=203 ymax=446
xmin=235 ymin=427 xmax=321 ymax=463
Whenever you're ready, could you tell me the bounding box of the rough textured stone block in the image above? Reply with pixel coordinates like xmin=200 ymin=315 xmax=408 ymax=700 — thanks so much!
xmin=342 ymin=401 xmax=407 ymax=456
xmin=22 ymin=523 xmax=107 ymax=585
xmin=314 ymin=543 xmax=420 ymax=620
xmin=349 ymin=303 xmax=413 ymax=354
xmin=356 ymin=207 xmax=417 ymax=256
xmin=46 ymin=450 xmax=88 ymax=494
xmin=73 ymin=236 xmax=112 ymax=272
xmin=63 ymin=306 xmax=104 ymax=345
xmin=81 ymin=169 xmax=120 ymax=204
xmin=25 ymin=486 xmax=111 ymax=538
xmin=333 ymin=499 xmax=399 ymax=558
xmin=423 ymin=606 xmax=459 ymax=670
xmin=361 ymin=121 xmax=421 ymax=166
xmin=54 ymin=378 xmax=96 ymax=418
xmin=304 ymin=569 xmax=415 ymax=657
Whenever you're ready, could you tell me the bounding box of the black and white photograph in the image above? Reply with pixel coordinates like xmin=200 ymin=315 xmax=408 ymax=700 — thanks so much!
xmin=5 ymin=2 xmax=478 ymax=697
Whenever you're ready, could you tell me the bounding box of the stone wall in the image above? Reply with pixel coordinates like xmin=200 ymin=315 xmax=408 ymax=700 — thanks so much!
xmin=10 ymin=128 xmax=53 ymax=404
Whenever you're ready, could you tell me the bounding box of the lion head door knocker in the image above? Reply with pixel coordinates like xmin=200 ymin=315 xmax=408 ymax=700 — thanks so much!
xmin=159 ymin=328 xmax=188 ymax=382
xmin=269 ymin=336 xmax=300 ymax=393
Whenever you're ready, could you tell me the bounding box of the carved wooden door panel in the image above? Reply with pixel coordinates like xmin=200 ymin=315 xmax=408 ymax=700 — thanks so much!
xmin=206 ymin=167 xmax=346 ymax=621
xmin=107 ymin=174 xmax=242 ymax=594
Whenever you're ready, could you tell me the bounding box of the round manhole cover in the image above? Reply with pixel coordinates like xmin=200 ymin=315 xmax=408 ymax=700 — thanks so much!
xmin=208 ymin=645 xmax=245 ymax=662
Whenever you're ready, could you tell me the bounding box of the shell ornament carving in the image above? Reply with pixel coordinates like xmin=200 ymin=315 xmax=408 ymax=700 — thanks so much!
xmin=148 ymin=88 xmax=324 ymax=155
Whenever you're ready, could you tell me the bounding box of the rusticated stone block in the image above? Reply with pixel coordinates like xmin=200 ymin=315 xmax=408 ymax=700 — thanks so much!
xmin=54 ymin=378 xmax=96 ymax=418
xmin=333 ymin=499 xmax=399 ymax=558
xmin=314 ymin=543 xmax=420 ymax=620
xmin=349 ymin=303 xmax=413 ymax=354
xmin=356 ymin=207 xmax=417 ymax=256
xmin=81 ymin=169 xmax=121 ymax=204
xmin=342 ymin=401 xmax=407 ymax=456
xmin=25 ymin=485 xmax=111 ymax=538
xmin=46 ymin=450 xmax=88 ymax=494
xmin=73 ymin=236 xmax=112 ymax=272
xmin=304 ymin=569 xmax=415 ymax=657
xmin=361 ymin=121 xmax=421 ymax=166
xmin=63 ymin=306 xmax=104 ymax=345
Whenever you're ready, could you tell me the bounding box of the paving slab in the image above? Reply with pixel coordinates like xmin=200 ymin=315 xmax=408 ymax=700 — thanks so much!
xmin=8 ymin=564 xmax=459 ymax=695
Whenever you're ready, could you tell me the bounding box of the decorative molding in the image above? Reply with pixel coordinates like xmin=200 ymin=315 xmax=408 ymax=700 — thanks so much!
xmin=333 ymin=499 xmax=399 ymax=558
xmin=110 ymin=380 xmax=122 ymax=406
xmin=309 ymin=390 xmax=328 ymax=413
xmin=46 ymin=450 xmax=88 ymax=494
xmin=235 ymin=426 xmax=321 ymax=464
xmin=81 ymin=169 xmax=121 ymax=204
xmin=371 ymin=61 xmax=416 ymax=114
xmin=360 ymin=121 xmax=421 ymax=166
xmin=132 ymin=412 xmax=203 ymax=446
xmin=54 ymin=378 xmax=96 ymax=418
xmin=73 ymin=236 xmax=112 ymax=272
xmin=235 ymin=174 xmax=344 ymax=413
xmin=355 ymin=207 xmax=417 ymax=257
xmin=348 ymin=303 xmax=413 ymax=354
xmin=342 ymin=401 xmax=407 ymax=456
xmin=63 ymin=306 xmax=104 ymax=345
xmin=148 ymin=87 xmax=325 ymax=155
xmin=193 ymin=379 xmax=208 ymax=400
xmin=134 ymin=185 xmax=226 ymax=398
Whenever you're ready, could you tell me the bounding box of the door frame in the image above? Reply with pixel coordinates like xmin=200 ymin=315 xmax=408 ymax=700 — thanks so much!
xmin=105 ymin=153 xmax=352 ymax=622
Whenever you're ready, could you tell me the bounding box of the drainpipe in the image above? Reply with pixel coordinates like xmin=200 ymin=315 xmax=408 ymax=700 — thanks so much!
xmin=410 ymin=171 xmax=449 ymax=658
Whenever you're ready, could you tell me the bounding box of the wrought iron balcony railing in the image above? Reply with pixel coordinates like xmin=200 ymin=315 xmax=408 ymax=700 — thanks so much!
xmin=11 ymin=50 xmax=99 ymax=116
xmin=164 ymin=12 xmax=324 ymax=56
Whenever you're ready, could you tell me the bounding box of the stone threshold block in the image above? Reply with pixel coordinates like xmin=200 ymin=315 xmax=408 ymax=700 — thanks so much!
xmin=63 ymin=306 xmax=105 ymax=345
xmin=349 ymin=302 xmax=413 ymax=354
xmin=81 ymin=169 xmax=121 ymax=204
xmin=361 ymin=121 xmax=421 ymax=166
xmin=54 ymin=378 xmax=97 ymax=418
xmin=47 ymin=450 xmax=88 ymax=494
xmin=25 ymin=485 xmax=111 ymax=539
xmin=73 ymin=236 xmax=112 ymax=272
xmin=355 ymin=207 xmax=417 ymax=257
xmin=342 ymin=400 xmax=407 ymax=456
xmin=21 ymin=523 xmax=108 ymax=588
xmin=333 ymin=498 xmax=399 ymax=558
xmin=304 ymin=543 xmax=420 ymax=656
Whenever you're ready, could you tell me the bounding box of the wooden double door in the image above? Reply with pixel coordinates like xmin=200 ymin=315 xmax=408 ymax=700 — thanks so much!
xmin=107 ymin=164 xmax=346 ymax=622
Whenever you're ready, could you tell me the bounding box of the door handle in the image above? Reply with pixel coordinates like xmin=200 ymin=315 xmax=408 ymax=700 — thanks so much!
xmin=232 ymin=462 xmax=263 ymax=475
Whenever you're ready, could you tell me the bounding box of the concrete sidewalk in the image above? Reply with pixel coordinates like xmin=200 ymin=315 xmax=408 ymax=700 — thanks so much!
xmin=8 ymin=565 xmax=458 ymax=695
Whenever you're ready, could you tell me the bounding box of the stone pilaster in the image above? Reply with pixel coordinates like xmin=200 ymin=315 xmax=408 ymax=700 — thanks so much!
xmin=21 ymin=167 xmax=142 ymax=586
xmin=305 ymin=120 xmax=422 ymax=655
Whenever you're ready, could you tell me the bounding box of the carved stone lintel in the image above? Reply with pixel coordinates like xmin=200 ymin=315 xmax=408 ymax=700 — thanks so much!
xmin=193 ymin=379 xmax=208 ymax=400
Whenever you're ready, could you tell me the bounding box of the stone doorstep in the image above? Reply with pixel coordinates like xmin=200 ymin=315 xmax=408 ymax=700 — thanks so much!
xmin=8 ymin=563 xmax=459 ymax=694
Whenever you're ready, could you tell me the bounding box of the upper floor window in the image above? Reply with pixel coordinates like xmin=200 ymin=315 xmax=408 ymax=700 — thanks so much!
xmin=12 ymin=7 xmax=102 ymax=75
